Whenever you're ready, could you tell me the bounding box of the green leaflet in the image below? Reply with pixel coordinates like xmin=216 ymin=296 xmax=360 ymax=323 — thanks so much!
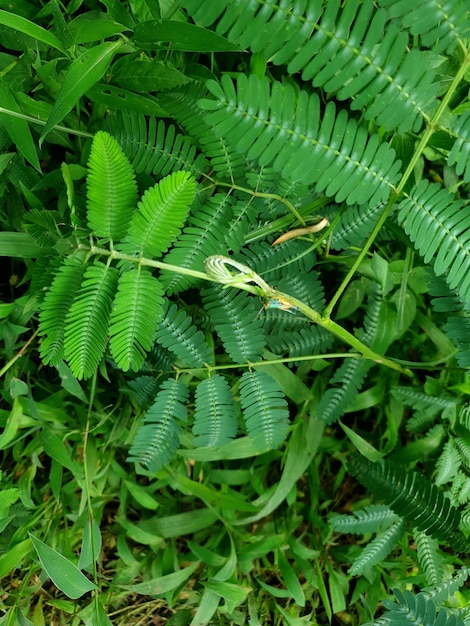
xmin=108 ymin=268 xmax=164 ymax=372
xmin=125 ymin=170 xmax=196 ymax=258
xmin=398 ymin=181 xmax=470 ymax=308
xmin=239 ymin=370 xmax=289 ymax=451
xmin=349 ymin=454 xmax=467 ymax=552
xmin=200 ymin=74 xmax=401 ymax=207
xmin=38 ymin=256 xmax=87 ymax=367
xmin=127 ymin=378 xmax=189 ymax=472
xmin=193 ymin=374 xmax=237 ymax=447
xmin=154 ymin=300 xmax=213 ymax=368
xmin=87 ymin=130 xmax=138 ymax=241
xmin=64 ymin=262 xmax=119 ymax=379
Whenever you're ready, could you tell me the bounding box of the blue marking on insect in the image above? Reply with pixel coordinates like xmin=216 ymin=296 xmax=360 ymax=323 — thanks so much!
xmin=264 ymin=298 xmax=299 ymax=315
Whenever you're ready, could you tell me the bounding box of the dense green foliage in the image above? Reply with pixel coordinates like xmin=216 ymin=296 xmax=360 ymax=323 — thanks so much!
xmin=1 ymin=0 xmax=470 ymax=624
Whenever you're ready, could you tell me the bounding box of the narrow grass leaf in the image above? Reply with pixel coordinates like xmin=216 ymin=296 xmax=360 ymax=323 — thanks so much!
xmin=78 ymin=518 xmax=102 ymax=571
xmin=41 ymin=41 xmax=122 ymax=142
xmin=30 ymin=535 xmax=97 ymax=599
xmin=0 ymin=539 xmax=31 ymax=579
xmin=340 ymin=422 xmax=383 ymax=462
xmin=0 ymin=233 xmax=46 ymax=258
xmin=124 ymin=480 xmax=159 ymax=511
xmin=203 ymin=580 xmax=251 ymax=611
xmin=138 ymin=508 xmax=218 ymax=538
xmin=133 ymin=21 xmax=241 ymax=52
xmin=0 ymin=81 xmax=41 ymax=171
xmin=122 ymin=560 xmax=199 ymax=595
xmin=0 ymin=10 xmax=65 ymax=52
xmin=277 ymin=549 xmax=305 ymax=607
xmin=235 ymin=421 xmax=313 ymax=524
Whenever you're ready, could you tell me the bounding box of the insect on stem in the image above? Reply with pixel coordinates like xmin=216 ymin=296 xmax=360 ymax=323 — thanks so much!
xmin=264 ymin=298 xmax=299 ymax=314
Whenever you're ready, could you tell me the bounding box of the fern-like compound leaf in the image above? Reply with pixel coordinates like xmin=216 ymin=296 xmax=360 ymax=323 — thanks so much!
xmin=160 ymin=193 xmax=236 ymax=294
xmin=384 ymin=588 xmax=467 ymax=626
xmin=184 ymin=0 xmax=437 ymax=132
xmin=160 ymin=83 xmax=248 ymax=180
xmin=23 ymin=209 xmax=65 ymax=248
xmin=125 ymin=170 xmax=196 ymax=258
xmin=192 ymin=374 xmax=238 ymax=446
xmin=105 ymin=111 xmax=209 ymax=179
xmin=266 ymin=326 xmax=333 ymax=364
xmin=349 ymin=455 xmax=467 ymax=552
xmin=316 ymin=359 xmax=372 ymax=425
xmin=200 ymin=74 xmax=401 ymax=207
xmin=239 ymin=370 xmax=289 ymax=451
xmin=329 ymin=504 xmax=400 ymax=534
xmin=63 ymin=262 xmax=118 ymax=379
xmin=448 ymin=110 xmax=470 ymax=183
xmin=87 ymin=131 xmax=138 ymax=241
xmin=435 ymin=441 xmax=461 ymax=487
xmin=154 ymin=300 xmax=213 ymax=368
xmin=38 ymin=256 xmax=86 ymax=366
xmin=442 ymin=317 xmax=470 ymax=368
xmin=127 ymin=378 xmax=189 ymax=472
xmin=202 ymin=284 xmax=265 ymax=363
xmin=108 ymin=268 xmax=164 ymax=372
xmin=330 ymin=202 xmax=386 ymax=251
xmin=348 ymin=519 xmax=405 ymax=576
xmin=425 ymin=566 xmax=469 ymax=605
xmin=380 ymin=0 xmax=470 ymax=54
xmin=383 ymin=589 xmax=439 ymax=626
xmin=397 ymin=181 xmax=470 ymax=307
xmin=414 ymin=530 xmax=445 ymax=586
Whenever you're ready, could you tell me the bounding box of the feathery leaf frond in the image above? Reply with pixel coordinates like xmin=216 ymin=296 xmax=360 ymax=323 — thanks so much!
xmin=383 ymin=589 xmax=450 ymax=626
xmin=380 ymin=0 xmax=470 ymax=54
xmin=106 ymin=111 xmax=209 ymax=179
xmin=202 ymin=284 xmax=265 ymax=363
xmin=349 ymin=455 xmax=467 ymax=551
xmin=160 ymin=84 xmax=248 ymax=180
xmin=63 ymin=262 xmax=119 ymax=379
xmin=415 ymin=530 xmax=445 ymax=586
xmin=125 ymin=170 xmax=196 ymax=258
xmin=192 ymin=374 xmax=238 ymax=446
xmin=127 ymin=378 xmax=189 ymax=472
xmin=183 ymin=0 xmax=438 ymax=132
xmin=38 ymin=256 xmax=87 ymax=366
xmin=435 ymin=441 xmax=461 ymax=487
xmin=239 ymin=370 xmax=289 ymax=451
xmin=154 ymin=300 xmax=213 ymax=368
xmin=448 ymin=111 xmax=470 ymax=184
xmin=199 ymin=74 xmax=401 ymax=207
xmin=160 ymin=193 xmax=236 ymax=294
xmin=348 ymin=519 xmax=405 ymax=576
xmin=87 ymin=130 xmax=138 ymax=241
xmin=329 ymin=504 xmax=400 ymax=534
xmin=108 ymin=268 xmax=164 ymax=372
xmin=397 ymin=181 xmax=470 ymax=307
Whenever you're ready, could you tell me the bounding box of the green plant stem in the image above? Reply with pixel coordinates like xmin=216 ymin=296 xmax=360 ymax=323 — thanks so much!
xmin=0 ymin=107 xmax=93 ymax=138
xmin=269 ymin=289 xmax=413 ymax=377
xmin=323 ymin=195 xmax=396 ymax=317
xmin=323 ymin=53 xmax=470 ymax=319
xmin=208 ymin=178 xmax=307 ymax=225
xmin=86 ymin=245 xmax=411 ymax=374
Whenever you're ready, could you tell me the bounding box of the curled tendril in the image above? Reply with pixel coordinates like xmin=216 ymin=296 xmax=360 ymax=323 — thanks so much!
xmin=204 ymin=255 xmax=272 ymax=295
